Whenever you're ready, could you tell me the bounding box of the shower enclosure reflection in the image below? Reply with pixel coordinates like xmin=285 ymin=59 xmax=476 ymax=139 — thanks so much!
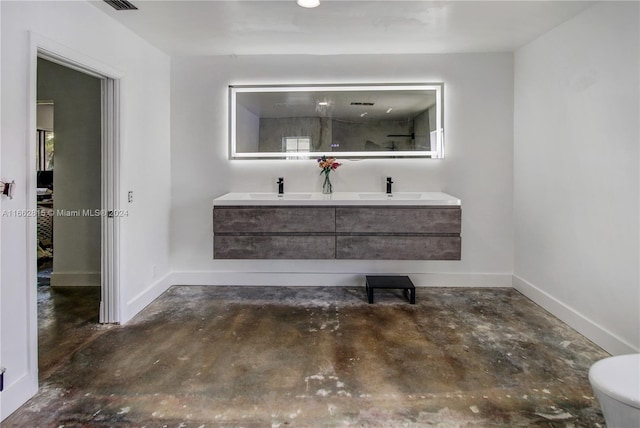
xmin=230 ymin=83 xmax=444 ymax=159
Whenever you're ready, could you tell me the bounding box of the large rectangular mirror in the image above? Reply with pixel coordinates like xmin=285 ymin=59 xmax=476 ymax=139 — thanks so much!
xmin=229 ymin=83 xmax=444 ymax=159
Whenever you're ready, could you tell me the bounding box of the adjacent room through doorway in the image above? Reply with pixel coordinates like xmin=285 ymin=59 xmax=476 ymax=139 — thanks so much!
xmin=35 ymin=58 xmax=103 ymax=378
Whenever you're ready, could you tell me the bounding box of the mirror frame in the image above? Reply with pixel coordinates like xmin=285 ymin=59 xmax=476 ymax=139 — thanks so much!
xmin=229 ymin=83 xmax=444 ymax=160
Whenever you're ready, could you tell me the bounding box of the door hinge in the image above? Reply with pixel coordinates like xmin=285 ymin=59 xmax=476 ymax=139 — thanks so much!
xmin=1 ymin=367 xmax=6 ymax=392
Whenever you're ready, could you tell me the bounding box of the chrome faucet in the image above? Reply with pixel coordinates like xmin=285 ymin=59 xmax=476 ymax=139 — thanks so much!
xmin=277 ymin=177 xmax=284 ymax=195
xmin=386 ymin=177 xmax=393 ymax=194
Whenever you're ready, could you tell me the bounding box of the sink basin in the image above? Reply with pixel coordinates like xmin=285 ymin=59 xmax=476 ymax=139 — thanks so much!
xmin=358 ymin=192 xmax=422 ymax=200
xmin=249 ymin=193 xmax=313 ymax=200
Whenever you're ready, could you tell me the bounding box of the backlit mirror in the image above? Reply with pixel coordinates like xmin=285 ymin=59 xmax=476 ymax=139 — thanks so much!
xmin=230 ymin=83 xmax=444 ymax=159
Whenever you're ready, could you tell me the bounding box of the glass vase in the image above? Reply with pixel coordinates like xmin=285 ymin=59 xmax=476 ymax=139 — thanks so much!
xmin=322 ymin=173 xmax=333 ymax=194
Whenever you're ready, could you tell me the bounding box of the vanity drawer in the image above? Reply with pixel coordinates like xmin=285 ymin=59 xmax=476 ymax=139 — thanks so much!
xmin=336 ymin=236 xmax=461 ymax=260
xmin=214 ymin=235 xmax=335 ymax=259
xmin=213 ymin=204 xmax=461 ymax=260
xmin=214 ymin=207 xmax=336 ymax=233
xmin=336 ymin=207 xmax=461 ymax=234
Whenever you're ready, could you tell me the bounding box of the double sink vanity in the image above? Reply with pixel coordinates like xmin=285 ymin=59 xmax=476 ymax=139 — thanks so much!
xmin=213 ymin=192 xmax=462 ymax=260
xmin=216 ymin=82 xmax=460 ymax=260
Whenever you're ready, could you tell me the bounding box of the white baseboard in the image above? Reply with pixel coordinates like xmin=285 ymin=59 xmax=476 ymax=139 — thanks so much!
xmin=119 ymin=271 xmax=508 ymax=324
xmin=169 ymin=271 xmax=512 ymax=288
xmin=121 ymin=272 xmax=173 ymax=324
xmin=50 ymin=271 xmax=100 ymax=287
xmin=512 ymin=275 xmax=638 ymax=355
xmin=102 ymin=271 xmax=511 ymax=325
xmin=1 ymin=370 xmax=38 ymax=422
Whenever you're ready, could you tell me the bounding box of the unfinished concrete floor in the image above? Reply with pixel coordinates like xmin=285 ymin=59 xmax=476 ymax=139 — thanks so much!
xmin=37 ymin=285 xmax=104 ymax=379
xmin=5 ymin=286 xmax=609 ymax=427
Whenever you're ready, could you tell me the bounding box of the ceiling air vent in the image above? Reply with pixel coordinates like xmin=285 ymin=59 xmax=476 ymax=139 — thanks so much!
xmin=104 ymin=0 xmax=138 ymax=11
xmin=350 ymin=102 xmax=375 ymax=106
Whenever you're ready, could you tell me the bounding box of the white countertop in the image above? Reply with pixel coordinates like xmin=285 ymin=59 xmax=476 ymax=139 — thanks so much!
xmin=213 ymin=192 xmax=461 ymax=206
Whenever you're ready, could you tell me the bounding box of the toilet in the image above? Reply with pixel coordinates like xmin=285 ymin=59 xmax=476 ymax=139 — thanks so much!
xmin=589 ymin=354 xmax=640 ymax=427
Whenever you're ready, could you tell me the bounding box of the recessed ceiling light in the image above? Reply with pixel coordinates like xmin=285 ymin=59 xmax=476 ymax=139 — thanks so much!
xmin=318 ymin=101 xmax=329 ymax=106
xmin=386 ymin=108 xmax=393 ymax=113
xmin=360 ymin=112 xmax=368 ymax=117
xmin=297 ymin=0 xmax=320 ymax=8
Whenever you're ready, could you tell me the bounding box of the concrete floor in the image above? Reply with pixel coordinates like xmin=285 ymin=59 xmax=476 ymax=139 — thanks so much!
xmin=5 ymin=285 xmax=609 ymax=427
xmin=36 ymin=285 xmax=104 ymax=379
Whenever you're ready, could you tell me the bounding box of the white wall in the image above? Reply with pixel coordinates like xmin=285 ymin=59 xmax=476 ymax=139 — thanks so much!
xmin=1 ymin=0 xmax=171 ymax=419
xmin=514 ymin=1 xmax=639 ymax=354
xmin=38 ymin=58 xmax=102 ymax=286
xmin=171 ymin=54 xmax=514 ymax=286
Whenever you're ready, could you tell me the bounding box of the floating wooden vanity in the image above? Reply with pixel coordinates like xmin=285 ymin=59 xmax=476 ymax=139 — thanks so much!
xmin=213 ymin=192 xmax=461 ymax=260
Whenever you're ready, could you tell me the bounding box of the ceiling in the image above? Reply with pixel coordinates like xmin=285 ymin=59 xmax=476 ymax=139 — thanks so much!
xmin=91 ymin=0 xmax=595 ymax=56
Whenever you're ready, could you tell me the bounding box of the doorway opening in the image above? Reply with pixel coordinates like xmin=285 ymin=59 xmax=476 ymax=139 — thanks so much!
xmin=35 ymin=58 xmax=105 ymax=378
xmin=31 ymin=45 xmax=121 ymax=326
xmin=28 ymin=45 xmax=121 ymax=382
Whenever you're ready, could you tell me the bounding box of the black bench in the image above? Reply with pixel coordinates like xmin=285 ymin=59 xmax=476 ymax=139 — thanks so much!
xmin=365 ymin=275 xmax=416 ymax=304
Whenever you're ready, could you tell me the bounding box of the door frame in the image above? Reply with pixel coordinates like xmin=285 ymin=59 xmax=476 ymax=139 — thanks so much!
xmin=28 ymin=32 xmax=123 ymax=328
xmin=0 ymin=17 xmax=3 ymax=419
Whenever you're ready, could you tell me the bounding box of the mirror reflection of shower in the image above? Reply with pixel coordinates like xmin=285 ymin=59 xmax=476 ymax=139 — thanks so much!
xmin=231 ymin=84 xmax=444 ymax=159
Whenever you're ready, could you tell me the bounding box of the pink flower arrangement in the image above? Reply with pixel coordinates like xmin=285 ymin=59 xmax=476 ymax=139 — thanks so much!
xmin=317 ymin=155 xmax=341 ymax=173
xmin=317 ymin=155 xmax=341 ymax=194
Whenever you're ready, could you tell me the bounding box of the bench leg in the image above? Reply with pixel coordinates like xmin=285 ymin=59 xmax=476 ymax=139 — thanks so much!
xmin=366 ymin=283 xmax=374 ymax=304
xmin=404 ymin=288 xmax=416 ymax=304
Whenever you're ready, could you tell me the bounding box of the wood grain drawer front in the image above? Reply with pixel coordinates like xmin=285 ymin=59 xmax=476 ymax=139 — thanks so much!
xmin=336 ymin=236 xmax=461 ymax=260
xmin=214 ymin=235 xmax=335 ymax=259
xmin=336 ymin=207 xmax=461 ymax=234
xmin=214 ymin=207 xmax=336 ymax=233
